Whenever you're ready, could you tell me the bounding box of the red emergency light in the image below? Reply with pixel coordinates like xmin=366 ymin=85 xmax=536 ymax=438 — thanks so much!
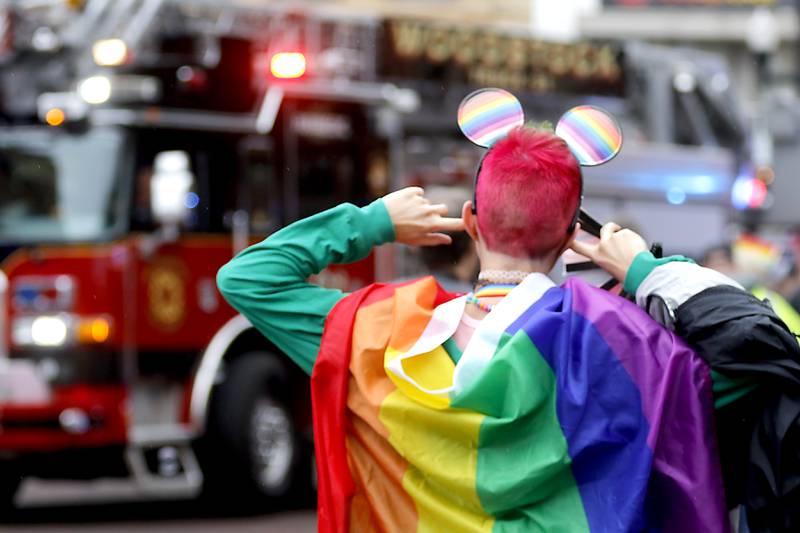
xmin=731 ymin=176 xmax=768 ymax=210
xmin=270 ymin=52 xmax=306 ymax=79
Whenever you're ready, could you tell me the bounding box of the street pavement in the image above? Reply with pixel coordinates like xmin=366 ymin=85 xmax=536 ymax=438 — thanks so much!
xmin=0 ymin=479 xmax=316 ymax=532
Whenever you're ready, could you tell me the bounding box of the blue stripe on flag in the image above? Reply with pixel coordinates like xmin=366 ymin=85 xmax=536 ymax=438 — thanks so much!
xmin=506 ymin=287 xmax=657 ymax=532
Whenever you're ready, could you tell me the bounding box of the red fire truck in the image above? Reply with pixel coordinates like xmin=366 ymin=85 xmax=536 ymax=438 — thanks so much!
xmin=0 ymin=0 xmax=743 ymax=511
xmin=0 ymin=1 xmax=420 ymax=509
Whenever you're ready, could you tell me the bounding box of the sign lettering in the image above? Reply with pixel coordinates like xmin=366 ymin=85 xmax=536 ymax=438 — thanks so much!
xmin=382 ymin=20 xmax=623 ymax=95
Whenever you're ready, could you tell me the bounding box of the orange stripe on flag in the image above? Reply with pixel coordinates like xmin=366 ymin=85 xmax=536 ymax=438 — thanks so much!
xmin=347 ymin=293 xmax=419 ymax=531
xmin=388 ymin=278 xmax=438 ymax=353
xmin=347 ymin=418 xmax=418 ymax=532
xmin=313 ymin=278 xmax=459 ymax=532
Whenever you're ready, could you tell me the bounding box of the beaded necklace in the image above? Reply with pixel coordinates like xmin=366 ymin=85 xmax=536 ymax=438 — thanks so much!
xmin=466 ymin=283 xmax=517 ymax=313
xmin=477 ymin=270 xmax=532 ymax=285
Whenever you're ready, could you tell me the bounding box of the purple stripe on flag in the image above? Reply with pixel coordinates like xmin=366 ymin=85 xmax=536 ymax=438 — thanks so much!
xmin=564 ymin=277 xmax=729 ymax=533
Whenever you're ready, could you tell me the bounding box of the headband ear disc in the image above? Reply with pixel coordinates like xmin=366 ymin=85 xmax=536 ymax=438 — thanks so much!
xmin=457 ymin=88 xmax=525 ymax=148
xmin=555 ymin=105 xmax=623 ymax=166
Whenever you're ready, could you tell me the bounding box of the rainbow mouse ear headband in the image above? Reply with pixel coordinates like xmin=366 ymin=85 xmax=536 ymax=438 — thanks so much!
xmin=457 ymin=88 xmax=623 ymax=238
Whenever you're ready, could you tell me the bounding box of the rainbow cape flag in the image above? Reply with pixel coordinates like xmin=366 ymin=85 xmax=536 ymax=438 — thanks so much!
xmin=312 ymin=275 xmax=729 ymax=532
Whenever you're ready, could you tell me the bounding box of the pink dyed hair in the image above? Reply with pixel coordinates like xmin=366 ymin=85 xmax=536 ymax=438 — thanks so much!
xmin=475 ymin=126 xmax=581 ymax=258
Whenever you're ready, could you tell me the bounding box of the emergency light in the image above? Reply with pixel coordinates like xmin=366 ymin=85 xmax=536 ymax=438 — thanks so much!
xmin=270 ymin=52 xmax=306 ymax=79
xmin=45 ymin=107 xmax=66 ymax=127
xmin=92 ymin=38 xmax=129 ymax=67
xmin=731 ymin=176 xmax=768 ymax=210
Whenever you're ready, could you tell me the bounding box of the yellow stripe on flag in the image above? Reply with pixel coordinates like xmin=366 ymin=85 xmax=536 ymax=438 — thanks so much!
xmin=380 ymin=390 xmax=494 ymax=533
xmin=386 ymin=345 xmax=455 ymax=410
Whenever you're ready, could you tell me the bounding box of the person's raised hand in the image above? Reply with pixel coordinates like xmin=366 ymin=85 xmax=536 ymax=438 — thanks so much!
xmin=569 ymin=222 xmax=648 ymax=281
xmin=382 ymin=187 xmax=465 ymax=246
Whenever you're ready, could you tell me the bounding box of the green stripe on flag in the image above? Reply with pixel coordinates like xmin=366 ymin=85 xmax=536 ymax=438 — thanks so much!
xmin=443 ymin=337 xmax=464 ymax=363
xmin=453 ymin=332 xmax=590 ymax=532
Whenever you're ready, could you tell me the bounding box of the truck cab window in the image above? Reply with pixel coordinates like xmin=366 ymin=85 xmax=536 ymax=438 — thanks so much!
xmin=0 ymin=127 xmax=125 ymax=243
xmin=283 ymin=103 xmax=371 ymax=221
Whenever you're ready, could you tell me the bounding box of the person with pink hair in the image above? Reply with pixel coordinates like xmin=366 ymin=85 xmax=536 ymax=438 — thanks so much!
xmin=219 ymin=125 xmax=799 ymax=532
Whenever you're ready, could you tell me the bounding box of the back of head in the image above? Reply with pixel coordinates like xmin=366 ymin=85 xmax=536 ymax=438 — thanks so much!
xmin=701 ymin=243 xmax=734 ymax=270
xmin=475 ymin=126 xmax=581 ymax=259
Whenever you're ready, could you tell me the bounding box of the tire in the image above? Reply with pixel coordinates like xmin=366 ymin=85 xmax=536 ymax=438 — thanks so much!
xmin=0 ymin=467 xmax=21 ymax=516
xmin=199 ymin=351 xmax=311 ymax=509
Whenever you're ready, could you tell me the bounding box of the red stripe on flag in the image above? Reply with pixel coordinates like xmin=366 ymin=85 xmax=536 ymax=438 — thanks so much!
xmin=312 ymin=278 xmax=456 ymax=532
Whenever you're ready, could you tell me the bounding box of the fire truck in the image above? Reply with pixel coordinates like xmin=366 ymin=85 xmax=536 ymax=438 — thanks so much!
xmin=0 ymin=0 xmax=420 ymax=509
xmin=0 ymin=0 xmax=747 ymax=511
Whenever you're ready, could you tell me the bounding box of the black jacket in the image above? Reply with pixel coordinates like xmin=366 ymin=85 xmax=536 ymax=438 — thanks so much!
xmin=672 ymin=285 xmax=800 ymax=532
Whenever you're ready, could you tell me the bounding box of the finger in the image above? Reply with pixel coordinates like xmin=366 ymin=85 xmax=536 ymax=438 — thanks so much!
xmin=409 ymin=186 xmax=424 ymax=196
xmin=569 ymin=239 xmax=596 ymax=259
xmin=429 ymin=203 xmax=449 ymax=216
xmin=599 ymin=222 xmax=622 ymax=241
xmin=434 ymin=217 xmax=466 ymax=232
xmin=419 ymin=233 xmax=452 ymax=246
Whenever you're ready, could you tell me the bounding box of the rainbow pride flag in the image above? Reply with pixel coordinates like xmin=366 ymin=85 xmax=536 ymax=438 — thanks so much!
xmin=312 ymin=275 xmax=729 ymax=532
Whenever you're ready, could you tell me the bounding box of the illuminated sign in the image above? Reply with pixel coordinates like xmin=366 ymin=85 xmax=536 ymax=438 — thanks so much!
xmin=381 ymin=19 xmax=623 ymax=95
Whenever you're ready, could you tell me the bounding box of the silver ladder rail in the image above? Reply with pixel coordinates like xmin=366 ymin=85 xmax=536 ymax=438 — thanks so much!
xmin=16 ymin=0 xmax=382 ymax=81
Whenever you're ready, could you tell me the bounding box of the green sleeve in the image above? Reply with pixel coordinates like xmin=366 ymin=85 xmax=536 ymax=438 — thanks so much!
xmin=710 ymin=369 xmax=758 ymax=409
xmin=623 ymin=251 xmax=695 ymax=294
xmin=216 ymin=200 xmax=396 ymax=375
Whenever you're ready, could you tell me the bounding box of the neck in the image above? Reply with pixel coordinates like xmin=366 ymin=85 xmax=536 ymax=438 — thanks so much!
xmin=477 ymin=249 xmax=555 ymax=277
xmin=452 ymin=251 xmax=479 ymax=283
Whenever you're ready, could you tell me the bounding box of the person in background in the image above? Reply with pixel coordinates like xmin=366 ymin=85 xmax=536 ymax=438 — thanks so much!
xmin=776 ymin=230 xmax=800 ymax=313
xmin=785 ymin=264 xmax=800 ymax=314
xmin=218 ymin=127 xmax=799 ymax=532
xmin=412 ymin=185 xmax=477 ymax=294
xmin=702 ymin=243 xmax=738 ymax=278
xmin=702 ymin=238 xmax=800 ymax=335
xmin=698 ymin=237 xmax=800 ymax=531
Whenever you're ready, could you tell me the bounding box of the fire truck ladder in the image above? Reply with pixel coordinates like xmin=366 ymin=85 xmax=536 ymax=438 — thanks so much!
xmin=57 ymin=0 xmax=419 ymax=135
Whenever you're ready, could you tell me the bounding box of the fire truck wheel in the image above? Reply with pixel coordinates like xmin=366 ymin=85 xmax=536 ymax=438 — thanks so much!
xmin=0 ymin=468 xmax=21 ymax=512
xmin=200 ymin=351 xmax=307 ymax=508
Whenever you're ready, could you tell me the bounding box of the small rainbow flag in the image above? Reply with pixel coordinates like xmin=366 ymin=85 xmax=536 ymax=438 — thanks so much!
xmin=312 ymin=276 xmax=728 ymax=532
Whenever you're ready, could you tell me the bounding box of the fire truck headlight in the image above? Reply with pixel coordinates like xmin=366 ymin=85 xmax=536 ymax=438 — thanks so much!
xmin=59 ymin=408 xmax=91 ymax=434
xmin=79 ymin=76 xmax=112 ymax=105
xmin=92 ymin=39 xmax=128 ymax=67
xmin=30 ymin=316 xmax=69 ymax=347
xmin=11 ymin=314 xmax=111 ymax=348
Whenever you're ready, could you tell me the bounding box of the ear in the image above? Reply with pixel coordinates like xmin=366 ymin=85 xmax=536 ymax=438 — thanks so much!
xmin=462 ymin=201 xmax=480 ymax=243
xmin=561 ymin=223 xmax=581 ymax=254
xmin=459 ymin=88 xmax=525 ymax=148
xmin=546 ymin=223 xmax=581 ymax=272
xmin=555 ymin=105 xmax=622 ymax=166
